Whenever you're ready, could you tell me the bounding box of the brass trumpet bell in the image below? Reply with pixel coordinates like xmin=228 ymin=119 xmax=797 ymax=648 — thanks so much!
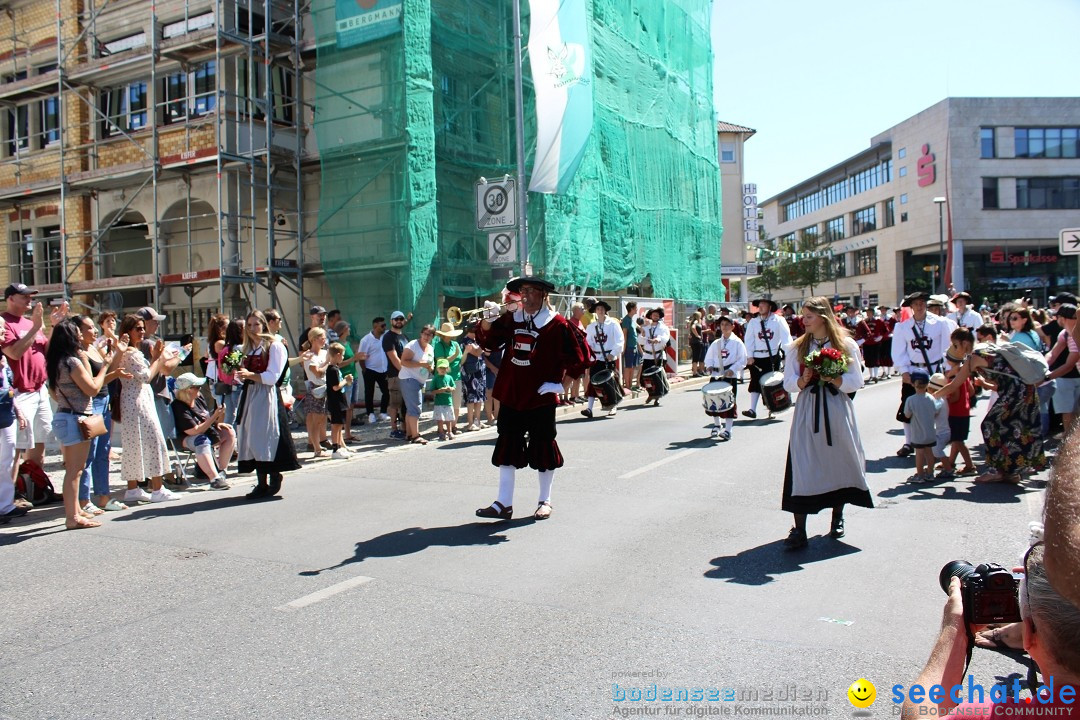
xmin=446 ymin=303 xmax=507 ymax=326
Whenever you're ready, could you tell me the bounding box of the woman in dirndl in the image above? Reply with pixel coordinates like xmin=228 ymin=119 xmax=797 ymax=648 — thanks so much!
xmin=781 ymin=297 xmax=872 ymax=550
xmin=233 ymin=310 xmax=299 ymax=500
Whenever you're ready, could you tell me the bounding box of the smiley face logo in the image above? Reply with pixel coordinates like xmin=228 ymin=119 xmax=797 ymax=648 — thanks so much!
xmin=847 ymin=678 xmax=876 ymax=708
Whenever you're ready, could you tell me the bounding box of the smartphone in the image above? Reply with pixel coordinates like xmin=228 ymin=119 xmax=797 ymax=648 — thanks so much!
xmin=49 ymin=298 xmax=67 ymax=307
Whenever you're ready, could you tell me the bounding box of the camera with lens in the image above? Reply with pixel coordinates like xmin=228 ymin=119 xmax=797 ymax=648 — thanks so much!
xmin=939 ymin=561 xmax=1022 ymax=625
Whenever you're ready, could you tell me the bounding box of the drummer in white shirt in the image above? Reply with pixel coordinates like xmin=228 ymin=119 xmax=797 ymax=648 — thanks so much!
xmin=582 ymin=300 xmax=624 ymax=418
xmin=742 ymin=297 xmax=792 ymax=418
xmin=947 ymin=291 xmax=982 ymax=329
xmin=704 ymin=316 xmax=746 ymax=440
xmin=638 ymin=307 xmax=671 ymax=406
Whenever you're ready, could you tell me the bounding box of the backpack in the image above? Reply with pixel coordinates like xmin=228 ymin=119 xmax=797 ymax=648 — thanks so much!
xmin=991 ymin=342 xmax=1050 ymax=386
xmin=15 ymin=459 xmax=58 ymax=505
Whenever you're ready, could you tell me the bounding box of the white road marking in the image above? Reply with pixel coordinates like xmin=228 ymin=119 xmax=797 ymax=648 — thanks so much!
xmin=618 ymin=449 xmax=699 ymax=479
xmin=276 ymin=575 xmax=374 ymax=611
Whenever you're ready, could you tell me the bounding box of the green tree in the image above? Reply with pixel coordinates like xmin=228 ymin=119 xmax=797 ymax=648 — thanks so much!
xmin=748 ymin=229 xmax=789 ymax=297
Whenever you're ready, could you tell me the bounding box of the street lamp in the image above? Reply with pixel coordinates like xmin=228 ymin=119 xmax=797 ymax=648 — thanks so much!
xmin=933 ymin=196 xmax=947 ymax=293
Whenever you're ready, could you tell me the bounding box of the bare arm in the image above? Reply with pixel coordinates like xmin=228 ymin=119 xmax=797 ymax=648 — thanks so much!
xmin=900 ymin=579 xmax=971 ymax=719
xmin=2 ymin=304 xmax=44 ymax=361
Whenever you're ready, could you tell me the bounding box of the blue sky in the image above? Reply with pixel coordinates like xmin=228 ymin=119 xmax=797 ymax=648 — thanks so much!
xmin=711 ymin=0 xmax=1080 ymax=200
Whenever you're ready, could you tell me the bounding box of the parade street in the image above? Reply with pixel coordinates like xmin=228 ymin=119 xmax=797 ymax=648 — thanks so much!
xmin=1 ymin=377 xmax=1047 ymax=719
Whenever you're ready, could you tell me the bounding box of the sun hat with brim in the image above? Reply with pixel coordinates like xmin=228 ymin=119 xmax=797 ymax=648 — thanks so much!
xmin=901 ymin=291 xmax=931 ymax=307
xmin=505 ymin=275 xmax=556 ymax=294
xmin=928 ymin=294 xmax=949 ymax=307
xmin=436 ymin=321 xmax=462 ymax=338
xmin=173 ymin=373 xmax=207 ymax=391
xmin=950 ymin=292 xmax=973 ymax=303
xmin=3 ymin=283 xmax=37 ymax=299
xmin=928 ymin=373 xmax=947 ymax=390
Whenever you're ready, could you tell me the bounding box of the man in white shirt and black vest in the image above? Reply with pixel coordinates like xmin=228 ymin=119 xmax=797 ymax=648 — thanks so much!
xmin=947 ymin=291 xmax=982 ymax=329
xmin=890 ymin=291 xmax=953 ymax=457
xmin=742 ymin=297 xmax=792 ymax=418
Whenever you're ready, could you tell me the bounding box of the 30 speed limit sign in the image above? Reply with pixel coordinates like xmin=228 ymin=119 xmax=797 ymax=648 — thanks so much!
xmin=476 ymin=177 xmax=517 ymax=230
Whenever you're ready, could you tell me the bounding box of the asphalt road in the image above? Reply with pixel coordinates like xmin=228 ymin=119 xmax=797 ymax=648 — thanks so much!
xmin=0 ymin=375 xmax=1048 ymax=719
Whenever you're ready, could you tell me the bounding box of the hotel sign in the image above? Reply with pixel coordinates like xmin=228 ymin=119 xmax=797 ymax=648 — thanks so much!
xmin=742 ymin=183 xmax=759 ymax=246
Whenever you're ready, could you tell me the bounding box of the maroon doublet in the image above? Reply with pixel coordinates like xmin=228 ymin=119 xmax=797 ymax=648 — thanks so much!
xmin=477 ymin=308 xmax=588 ymax=470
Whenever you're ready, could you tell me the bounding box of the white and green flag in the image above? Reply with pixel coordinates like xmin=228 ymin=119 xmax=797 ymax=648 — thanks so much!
xmin=527 ymin=0 xmax=593 ymax=194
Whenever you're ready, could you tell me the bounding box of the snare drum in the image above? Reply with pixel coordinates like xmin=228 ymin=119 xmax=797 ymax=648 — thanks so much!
xmin=701 ymin=380 xmax=735 ymax=417
xmin=589 ymin=368 xmax=623 ymax=408
xmin=760 ymin=371 xmax=791 ymax=413
xmin=641 ymin=364 xmax=669 ymax=399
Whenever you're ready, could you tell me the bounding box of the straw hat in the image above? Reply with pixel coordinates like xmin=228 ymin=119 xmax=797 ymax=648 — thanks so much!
xmin=436 ymin=321 xmax=462 ymax=338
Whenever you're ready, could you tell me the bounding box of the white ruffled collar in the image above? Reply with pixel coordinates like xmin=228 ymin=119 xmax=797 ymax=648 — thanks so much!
xmin=513 ymin=305 xmax=553 ymax=329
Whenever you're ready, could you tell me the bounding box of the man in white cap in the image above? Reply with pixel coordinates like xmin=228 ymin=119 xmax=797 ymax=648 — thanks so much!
xmin=171 ymin=373 xmax=233 ymax=489
xmin=926 ymin=295 xmax=958 ymax=333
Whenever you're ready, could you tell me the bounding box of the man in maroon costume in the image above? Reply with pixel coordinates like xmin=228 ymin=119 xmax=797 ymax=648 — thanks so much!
xmin=475 ymin=276 xmax=588 ymax=521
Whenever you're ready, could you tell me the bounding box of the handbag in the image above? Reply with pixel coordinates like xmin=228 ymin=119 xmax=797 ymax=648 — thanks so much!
xmin=57 ymin=384 xmax=108 ymax=440
xmin=213 ymin=381 xmax=233 ymax=396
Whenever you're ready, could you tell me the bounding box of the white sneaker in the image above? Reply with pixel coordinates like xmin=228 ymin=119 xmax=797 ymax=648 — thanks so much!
xmin=368 ymin=413 xmax=377 ymax=424
xmin=378 ymin=413 xmax=390 ymax=421
xmin=124 ymin=488 xmax=152 ymax=503
xmin=150 ymin=488 xmax=181 ymax=503
xmin=331 ymin=449 xmax=350 ymax=460
xmin=607 ymin=407 xmax=617 ymax=416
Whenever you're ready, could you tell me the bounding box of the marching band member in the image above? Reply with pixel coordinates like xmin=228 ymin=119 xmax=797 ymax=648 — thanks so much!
xmin=582 ymin=300 xmax=624 ymax=418
xmin=863 ymin=308 xmax=890 ymax=383
xmin=474 ymin=276 xmax=588 ymax=521
xmin=891 ymin=291 xmax=953 ymax=457
xmin=638 ymin=307 xmax=671 ymax=406
xmin=842 ymin=305 xmax=871 ymax=380
xmin=947 ymin=292 xmax=982 ymax=329
xmin=742 ymin=298 xmax=792 ymax=418
xmin=704 ymin=315 xmax=746 ymax=440
xmin=928 ymin=295 xmax=958 ymax=333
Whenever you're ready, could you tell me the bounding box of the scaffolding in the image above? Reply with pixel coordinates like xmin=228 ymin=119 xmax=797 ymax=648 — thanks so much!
xmin=0 ymin=0 xmax=311 ymax=340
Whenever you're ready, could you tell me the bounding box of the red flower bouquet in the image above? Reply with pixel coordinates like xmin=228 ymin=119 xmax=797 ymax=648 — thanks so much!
xmin=804 ymin=347 xmax=848 ymax=381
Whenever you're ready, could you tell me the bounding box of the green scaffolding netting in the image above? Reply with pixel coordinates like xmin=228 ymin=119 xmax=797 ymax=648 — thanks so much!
xmin=311 ymin=0 xmax=723 ymax=328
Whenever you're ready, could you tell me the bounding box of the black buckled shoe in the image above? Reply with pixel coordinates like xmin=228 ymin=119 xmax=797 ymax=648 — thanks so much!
xmin=896 ymin=443 xmax=913 ymax=457
xmin=268 ymin=473 xmax=283 ymax=497
xmin=830 ymin=517 xmax=845 ymax=539
xmin=783 ymin=527 xmax=808 ymax=551
xmin=246 ymin=484 xmax=271 ymax=501
xmin=475 ymin=501 xmax=512 ymax=520
xmin=580 ymin=408 xmax=593 ymax=418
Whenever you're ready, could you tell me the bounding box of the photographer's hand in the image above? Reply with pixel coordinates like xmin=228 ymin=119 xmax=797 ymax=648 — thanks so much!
xmin=900 ymin=577 xmax=972 ymax=720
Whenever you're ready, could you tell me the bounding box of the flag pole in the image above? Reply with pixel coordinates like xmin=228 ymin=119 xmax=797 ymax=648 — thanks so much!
xmin=512 ymin=0 xmax=529 ymax=276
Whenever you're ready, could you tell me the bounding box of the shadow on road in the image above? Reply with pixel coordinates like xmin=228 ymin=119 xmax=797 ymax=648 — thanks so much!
xmin=704 ymin=538 xmax=861 ymax=585
xmin=876 ymin=478 xmax=1038 ymax=504
xmin=109 ymin=494 xmax=277 ymax=521
xmin=666 ymin=438 xmax=715 ymax=450
xmin=298 ymin=518 xmax=535 ymax=576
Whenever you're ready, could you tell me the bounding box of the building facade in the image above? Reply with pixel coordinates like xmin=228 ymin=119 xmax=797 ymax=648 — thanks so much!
xmin=717 ymin=121 xmax=755 ymax=303
xmin=760 ymin=97 xmax=1080 ymax=309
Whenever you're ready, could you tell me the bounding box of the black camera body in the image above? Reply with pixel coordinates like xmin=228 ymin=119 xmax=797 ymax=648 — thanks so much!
xmin=939 ymin=561 xmax=1022 ymax=625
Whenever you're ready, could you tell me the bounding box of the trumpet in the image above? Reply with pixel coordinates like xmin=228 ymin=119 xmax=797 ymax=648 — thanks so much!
xmin=446 ymin=302 xmax=510 ymax=326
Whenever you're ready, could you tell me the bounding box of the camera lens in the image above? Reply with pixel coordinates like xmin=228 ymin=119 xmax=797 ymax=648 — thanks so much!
xmin=939 ymin=560 xmax=977 ymax=593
